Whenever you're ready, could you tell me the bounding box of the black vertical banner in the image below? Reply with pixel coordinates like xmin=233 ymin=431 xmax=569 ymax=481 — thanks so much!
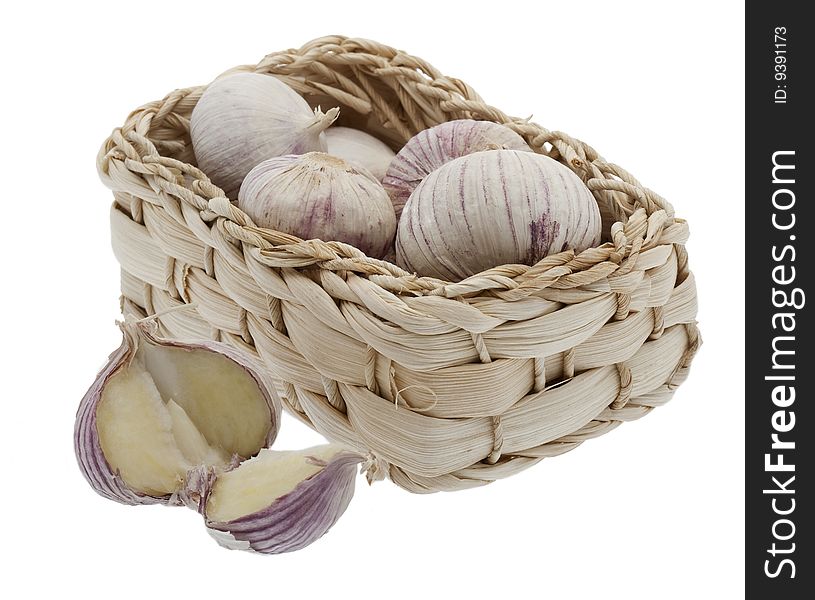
xmin=746 ymin=3 xmax=812 ymax=598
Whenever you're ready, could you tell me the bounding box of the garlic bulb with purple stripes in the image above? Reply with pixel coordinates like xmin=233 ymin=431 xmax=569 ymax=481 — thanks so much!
xmin=396 ymin=150 xmax=602 ymax=281
xmin=238 ymin=152 xmax=397 ymax=258
xmin=383 ymin=119 xmax=531 ymax=218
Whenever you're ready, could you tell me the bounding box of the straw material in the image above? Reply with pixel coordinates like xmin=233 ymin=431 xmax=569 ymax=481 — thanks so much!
xmin=99 ymin=35 xmax=700 ymax=493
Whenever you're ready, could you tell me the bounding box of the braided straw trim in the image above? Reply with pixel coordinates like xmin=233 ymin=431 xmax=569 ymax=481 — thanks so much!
xmin=105 ymin=36 xmax=700 ymax=493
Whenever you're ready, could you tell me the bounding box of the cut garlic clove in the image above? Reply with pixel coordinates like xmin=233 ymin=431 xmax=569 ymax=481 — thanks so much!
xmin=383 ymin=119 xmax=531 ymax=218
xmin=74 ymin=337 xmax=167 ymax=505
xmin=202 ymin=445 xmax=363 ymax=554
xmin=94 ymin=367 xmax=192 ymax=498
xmin=75 ymin=324 xmax=360 ymax=555
xmin=74 ymin=322 xmax=279 ymax=505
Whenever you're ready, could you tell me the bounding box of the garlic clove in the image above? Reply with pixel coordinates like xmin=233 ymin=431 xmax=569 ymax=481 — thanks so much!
xmin=201 ymin=445 xmax=363 ymax=554
xmin=238 ymin=152 xmax=397 ymax=258
xmin=74 ymin=324 xmax=360 ymax=555
xmin=325 ymin=126 xmax=396 ymax=181
xmin=396 ymin=149 xmax=602 ymax=281
xmin=383 ymin=119 xmax=531 ymax=218
xmin=92 ymin=363 xmax=191 ymax=500
xmin=190 ymin=73 xmax=340 ymax=199
xmin=74 ymin=322 xmax=279 ymax=505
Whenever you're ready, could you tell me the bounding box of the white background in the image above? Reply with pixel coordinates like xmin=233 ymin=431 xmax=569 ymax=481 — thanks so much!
xmin=1 ymin=1 xmax=744 ymax=598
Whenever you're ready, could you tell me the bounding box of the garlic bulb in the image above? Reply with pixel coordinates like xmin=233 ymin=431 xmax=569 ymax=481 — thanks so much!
xmin=74 ymin=321 xmax=279 ymax=505
xmin=191 ymin=73 xmax=339 ymax=199
xmin=238 ymin=152 xmax=397 ymax=258
xmin=325 ymin=127 xmax=396 ymax=180
xmin=202 ymin=445 xmax=363 ymax=554
xmin=383 ymin=119 xmax=531 ymax=218
xmin=396 ymin=150 xmax=602 ymax=281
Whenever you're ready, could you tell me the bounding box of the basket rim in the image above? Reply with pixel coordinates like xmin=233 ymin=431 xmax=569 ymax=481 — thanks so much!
xmin=97 ymin=34 xmax=689 ymax=300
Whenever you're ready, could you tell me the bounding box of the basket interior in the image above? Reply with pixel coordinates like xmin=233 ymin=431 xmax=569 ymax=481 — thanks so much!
xmin=124 ymin=36 xmax=674 ymax=246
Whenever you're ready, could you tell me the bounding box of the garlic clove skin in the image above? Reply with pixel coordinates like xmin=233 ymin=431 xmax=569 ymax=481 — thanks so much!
xmin=201 ymin=445 xmax=363 ymax=554
xmin=383 ymin=119 xmax=531 ymax=218
xmin=324 ymin=127 xmax=396 ymax=181
xmin=396 ymin=150 xmax=602 ymax=281
xmin=191 ymin=73 xmax=340 ymax=199
xmin=74 ymin=322 xmax=279 ymax=506
xmin=238 ymin=152 xmax=397 ymax=258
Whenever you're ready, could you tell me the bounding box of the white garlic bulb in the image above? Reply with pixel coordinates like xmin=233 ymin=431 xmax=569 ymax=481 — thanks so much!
xmin=325 ymin=126 xmax=395 ymax=180
xmin=191 ymin=73 xmax=339 ymax=199
xmin=396 ymin=150 xmax=602 ymax=281
xmin=383 ymin=119 xmax=531 ymax=218
xmin=238 ymin=152 xmax=397 ymax=258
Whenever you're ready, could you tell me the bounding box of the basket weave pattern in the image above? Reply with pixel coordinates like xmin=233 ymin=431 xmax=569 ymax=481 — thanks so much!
xmin=99 ymin=36 xmax=700 ymax=493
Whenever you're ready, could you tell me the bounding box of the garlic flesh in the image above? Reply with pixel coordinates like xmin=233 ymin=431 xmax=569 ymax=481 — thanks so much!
xmin=396 ymin=150 xmax=602 ymax=281
xmin=238 ymin=152 xmax=397 ymax=258
xmin=383 ymin=119 xmax=531 ymax=218
xmin=325 ymin=127 xmax=395 ymax=180
xmin=202 ymin=445 xmax=363 ymax=554
xmin=75 ymin=324 xmax=363 ymax=555
xmin=74 ymin=322 xmax=279 ymax=505
xmin=191 ymin=73 xmax=339 ymax=199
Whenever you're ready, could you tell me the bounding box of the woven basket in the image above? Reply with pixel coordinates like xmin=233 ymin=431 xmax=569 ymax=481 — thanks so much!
xmin=98 ymin=35 xmax=700 ymax=493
